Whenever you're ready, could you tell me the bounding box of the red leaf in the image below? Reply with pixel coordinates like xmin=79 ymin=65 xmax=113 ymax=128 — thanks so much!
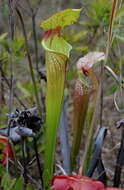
xmin=43 ymin=27 xmax=61 ymax=40
xmin=103 ymin=188 xmax=124 ymax=190
xmin=0 ymin=135 xmax=14 ymax=167
xmin=52 ymin=175 xmax=105 ymax=190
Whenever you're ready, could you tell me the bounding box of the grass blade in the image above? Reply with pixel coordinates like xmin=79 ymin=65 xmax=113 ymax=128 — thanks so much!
xmin=97 ymin=159 xmax=107 ymax=185
xmin=87 ymin=126 xmax=107 ymax=185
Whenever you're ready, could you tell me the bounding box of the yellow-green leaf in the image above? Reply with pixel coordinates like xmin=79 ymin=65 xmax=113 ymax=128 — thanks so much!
xmin=42 ymin=34 xmax=72 ymax=57
xmin=40 ymin=9 xmax=81 ymax=31
xmin=0 ymin=33 xmax=8 ymax=41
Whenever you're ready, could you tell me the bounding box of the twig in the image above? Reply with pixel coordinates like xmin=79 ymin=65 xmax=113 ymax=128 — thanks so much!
xmin=22 ymin=140 xmax=28 ymax=190
xmin=8 ymin=0 xmax=14 ymax=114
xmin=26 ymin=0 xmax=42 ymax=16
xmin=0 ymin=65 xmax=27 ymax=109
xmin=32 ymin=13 xmax=39 ymax=74
xmin=8 ymin=0 xmax=15 ymax=40
xmin=10 ymin=160 xmax=40 ymax=188
xmin=16 ymin=8 xmax=42 ymax=118
xmin=26 ymin=0 xmax=42 ymax=75
xmin=56 ymin=164 xmax=67 ymax=175
xmin=100 ymin=62 xmax=104 ymax=126
xmin=18 ymin=3 xmax=31 ymax=16
xmin=7 ymin=0 xmax=15 ymax=173
xmin=105 ymin=65 xmax=120 ymax=84
xmin=0 ymin=62 xmax=5 ymax=106
xmin=114 ymin=129 xmax=124 ymax=187
xmin=33 ymin=137 xmax=43 ymax=188
xmin=114 ymin=91 xmax=124 ymax=113
xmin=99 ymin=0 xmax=120 ymax=128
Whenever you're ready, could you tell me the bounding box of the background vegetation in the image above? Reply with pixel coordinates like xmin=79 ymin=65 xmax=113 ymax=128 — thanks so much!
xmin=0 ymin=0 xmax=124 ymax=189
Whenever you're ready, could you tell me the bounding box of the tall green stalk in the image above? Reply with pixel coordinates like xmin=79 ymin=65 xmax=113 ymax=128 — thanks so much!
xmin=44 ymin=51 xmax=67 ymax=187
xmin=40 ymin=9 xmax=81 ymax=189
